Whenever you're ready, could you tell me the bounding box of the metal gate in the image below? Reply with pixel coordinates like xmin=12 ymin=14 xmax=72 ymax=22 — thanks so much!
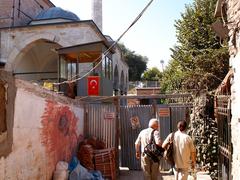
xmin=215 ymin=95 xmax=232 ymax=180
xmin=156 ymin=104 xmax=190 ymax=170
xmin=120 ymin=103 xmax=191 ymax=170
xmin=84 ymin=103 xmax=116 ymax=148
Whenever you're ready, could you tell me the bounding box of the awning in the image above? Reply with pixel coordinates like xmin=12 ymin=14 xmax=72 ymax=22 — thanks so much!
xmin=56 ymin=41 xmax=115 ymax=63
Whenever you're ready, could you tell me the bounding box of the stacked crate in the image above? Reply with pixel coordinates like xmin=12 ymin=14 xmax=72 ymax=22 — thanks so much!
xmin=94 ymin=148 xmax=116 ymax=180
xmin=77 ymin=145 xmax=94 ymax=170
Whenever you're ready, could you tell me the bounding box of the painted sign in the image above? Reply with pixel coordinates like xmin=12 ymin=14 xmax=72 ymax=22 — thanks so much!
xmin=130 ymin=116 xmax=141 ymax=129
xmin=104 ymin=112 xmax=115 ymax=120
xmin=158 ymin=108 xmax=170 ymax=117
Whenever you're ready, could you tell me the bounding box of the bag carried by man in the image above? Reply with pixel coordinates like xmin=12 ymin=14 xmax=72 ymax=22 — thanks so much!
xmin=163 ymin=132 xmax=175 ymax=166
xmin=144 ymin=130 xmax=164 ymax=163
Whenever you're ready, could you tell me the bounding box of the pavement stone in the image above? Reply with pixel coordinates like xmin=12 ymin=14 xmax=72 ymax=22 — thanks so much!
xmin=118 ymin=169 xmax=211 ymax=180
xmin=118 ymin=170 xmax=174 ymax=180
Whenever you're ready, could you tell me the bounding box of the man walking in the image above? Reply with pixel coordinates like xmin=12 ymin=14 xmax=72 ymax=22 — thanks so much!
xmin=162 ymin=120 xmax=196 ymax=180
xmin=135 ymin=118 xmax=162 ymax=180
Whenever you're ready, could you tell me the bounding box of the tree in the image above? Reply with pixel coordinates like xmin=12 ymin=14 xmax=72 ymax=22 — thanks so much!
xmin=160 ymin=60 xmax=185 ymax=92
xmin=161 ymin=0 xmax=229 ymax=92
xmin=119 ymin=44 xmax=148 ymax=81
xmin=142 ymin=67 xmax=162 ymax=81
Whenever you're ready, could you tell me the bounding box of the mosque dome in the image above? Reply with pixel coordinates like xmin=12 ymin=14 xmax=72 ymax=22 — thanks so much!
xmin=35 ymin=7 xmax=80 ymax=21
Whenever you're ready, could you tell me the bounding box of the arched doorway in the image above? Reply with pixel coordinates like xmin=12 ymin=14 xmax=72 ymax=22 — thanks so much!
xmin=13 ymin=39 xmax=61 ymax=83
xmin=120 ymin=70 xmax=125 ymax=95
xmin=113 ymin=65 xmax=119 ymax=95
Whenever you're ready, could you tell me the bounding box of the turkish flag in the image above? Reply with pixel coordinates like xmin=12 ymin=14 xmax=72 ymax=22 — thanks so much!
xmin=87 ymin=76 xmax=100 ymax=96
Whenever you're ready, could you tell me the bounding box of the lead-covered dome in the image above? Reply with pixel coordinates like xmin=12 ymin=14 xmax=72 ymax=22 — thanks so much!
xmin=35 ymin=7 xmax=80 ymax=21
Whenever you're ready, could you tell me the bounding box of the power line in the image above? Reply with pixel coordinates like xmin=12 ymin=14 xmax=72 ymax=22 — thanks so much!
xmin=54 ymin=0 xmax=154 ymax=86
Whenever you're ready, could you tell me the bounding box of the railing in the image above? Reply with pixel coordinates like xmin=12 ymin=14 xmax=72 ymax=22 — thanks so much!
xmin=129 ymin=81 xmax=160 ymax=89
xmin=215 ymin=95 xmax=232 ymax=180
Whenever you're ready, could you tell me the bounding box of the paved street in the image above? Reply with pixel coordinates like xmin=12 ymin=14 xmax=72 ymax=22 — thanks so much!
xmin=118 ymin=169 xmax=212 ymax=180
xmin=118 ymin=169 xmax=174 ymax=180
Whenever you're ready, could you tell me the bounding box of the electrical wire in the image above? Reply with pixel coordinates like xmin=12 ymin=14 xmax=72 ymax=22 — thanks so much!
xmin=53 ymin=0 xmax=154 ymax=86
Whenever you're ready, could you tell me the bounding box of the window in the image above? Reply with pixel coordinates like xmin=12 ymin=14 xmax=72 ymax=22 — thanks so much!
xmin=60 ymin=57 xmax=67 ymax=80
xmin=102 ymin=55 xmax=112 ymax=80
xmin=60 ymin=57 xmax=77 ymax=80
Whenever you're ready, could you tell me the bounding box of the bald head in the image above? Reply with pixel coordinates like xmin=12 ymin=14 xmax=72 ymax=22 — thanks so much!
xmin=148 ymin=118 xmax=159 ymax=130
xmin=177 ymin=120 xmax=187 ymax=131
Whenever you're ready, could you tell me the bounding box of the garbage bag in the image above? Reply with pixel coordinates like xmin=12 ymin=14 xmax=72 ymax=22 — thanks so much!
xmin=68 ymin=156 xmax=79 ymax=172
xmin=53 ymin=161 xmax=69 ymax=180
xmin=89 ymin=170 xmax=104 ymax=180
xmin=69 ymin=163 xmax=94 ymax=180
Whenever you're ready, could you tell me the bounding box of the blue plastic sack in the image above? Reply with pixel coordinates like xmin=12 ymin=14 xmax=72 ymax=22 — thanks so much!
xmin=69 ymin=163 xmax=94 ymax=180
xmin=89 ymin=170 xmax=104 ymax=180
xmin=68 ymin=156 xmax=79 ymax=172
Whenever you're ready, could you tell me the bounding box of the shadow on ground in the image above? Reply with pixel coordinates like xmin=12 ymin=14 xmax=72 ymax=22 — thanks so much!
xmin=118 ymin=169 xmax=175 ymax=180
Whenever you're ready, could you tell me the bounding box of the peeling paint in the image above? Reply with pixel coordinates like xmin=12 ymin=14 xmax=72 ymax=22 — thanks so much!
xmin=40 ymin=100 xmax=79 ymax=171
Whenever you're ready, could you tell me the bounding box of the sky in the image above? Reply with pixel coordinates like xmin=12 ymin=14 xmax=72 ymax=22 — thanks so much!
xmin=50 ymin=0 xmax=193 ymax=70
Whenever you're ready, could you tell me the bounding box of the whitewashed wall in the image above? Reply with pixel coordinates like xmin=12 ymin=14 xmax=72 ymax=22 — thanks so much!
xmin=230 ymin=52 xmax=240 ymax=179
xmin=0 ymin=80 xmax=84 ymax=180
xmin=224 ymin=0 xmax=240 ymax=178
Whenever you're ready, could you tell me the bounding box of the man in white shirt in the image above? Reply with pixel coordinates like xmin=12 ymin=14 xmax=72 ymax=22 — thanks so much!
xmin=162 ymin=120 xmax=196 ymax=180
xmin=135 ymin=118 xmax=162 ymax=180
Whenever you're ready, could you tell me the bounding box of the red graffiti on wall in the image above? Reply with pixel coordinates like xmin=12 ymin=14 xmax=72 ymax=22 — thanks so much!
xmin=40 ymin=100 xmax=79 ymax=169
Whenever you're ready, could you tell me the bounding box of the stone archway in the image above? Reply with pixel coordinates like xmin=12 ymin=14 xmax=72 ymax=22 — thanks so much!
xmin=120 ymin=70 xmax=125 ymax=95
xmin=113 ymin=65 xmax=119 ymax=93
xmin=12 ymin=39 xmax=61 ymax=81
xmin=5 ymin=32 xmax=69 ymax=72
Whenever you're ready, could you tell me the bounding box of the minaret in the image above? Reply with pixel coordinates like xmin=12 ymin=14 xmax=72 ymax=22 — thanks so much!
xmin=92 ymin=0 xmax=102 ymax=31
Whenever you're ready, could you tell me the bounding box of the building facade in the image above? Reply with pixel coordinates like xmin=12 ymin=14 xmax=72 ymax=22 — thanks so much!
xmin=0 ymin=0 xmax=128 ymax=178
xmin=215 ymin=0 xmax=240 ymax=179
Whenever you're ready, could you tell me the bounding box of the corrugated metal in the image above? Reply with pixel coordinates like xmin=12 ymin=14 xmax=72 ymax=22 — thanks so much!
xmin=170 ymin=105 xmax=188 ymax=132
xmin=157 ymin=105 xmax=171 ymax=170
xmin=120 ymin=105 xmax=154 ymax=170
xmin=86 ymin=103 xmax=191 ymax=171
xmin=157 ymin=104 xmax=191 ymax=170
xmin=85 ymin=103 xmax=116 ymax=148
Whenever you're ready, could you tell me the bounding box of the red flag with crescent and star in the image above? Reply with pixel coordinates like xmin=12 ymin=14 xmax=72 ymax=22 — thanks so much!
xmin=87 ymin=76 xmax=100 ymax=96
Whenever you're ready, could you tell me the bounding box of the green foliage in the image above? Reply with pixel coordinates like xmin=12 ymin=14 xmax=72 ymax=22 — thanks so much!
xmin=119 ymin=43 xmax=148 ymax=81
xmin=160 ymin=59 xmax=185 ymax=92
xmin=142 ymin=67 xmax=162 ymax=81
xmin=189 ymin=94 xmax=218 ymax=179
xmin=161 ymin=0 xmax=229 ymax=92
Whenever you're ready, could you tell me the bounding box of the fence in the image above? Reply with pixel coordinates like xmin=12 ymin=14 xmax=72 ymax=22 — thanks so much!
xmin=215 ymin=95 xmax=232 ymax=180
xmin=84 ymin=103 xmax=116 ymax=148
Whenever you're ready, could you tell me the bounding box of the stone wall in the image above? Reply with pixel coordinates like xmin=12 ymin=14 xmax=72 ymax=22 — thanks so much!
xmin=0 ymin=78 xmax=84 ymax=179
xmin=112 ymin=47 xmax=129 ymax=94
xmin=0 ymin=0 xmax=54 ymax=28
xmin=0 ymin=22 xmax=102 ymax=70
xmin=225 ymin=0 xmax=240 ymax=179
xmin=0 ymin=70 xmax=15 ymax=158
